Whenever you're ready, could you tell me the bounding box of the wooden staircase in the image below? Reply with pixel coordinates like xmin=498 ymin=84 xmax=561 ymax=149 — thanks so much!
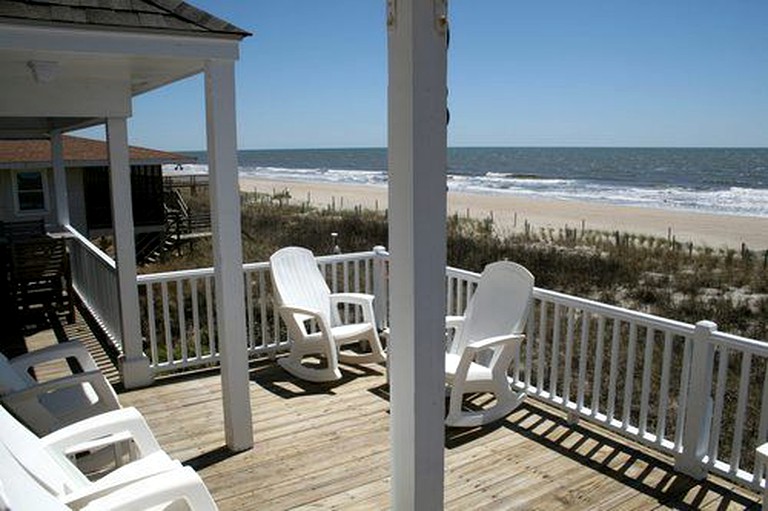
xmin=136 ymin=189 xmax=211 ymax=265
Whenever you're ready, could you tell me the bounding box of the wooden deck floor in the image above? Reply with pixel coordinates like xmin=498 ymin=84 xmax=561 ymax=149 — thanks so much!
xmin=17 ymin=317 xmax=764 ymax=510
xmin=116 ymin=361 xmax=762 ymax=511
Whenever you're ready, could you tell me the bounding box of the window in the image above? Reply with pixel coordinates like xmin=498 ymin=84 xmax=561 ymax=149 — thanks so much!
xmin=14 ymin=170 xmax=48 ymax=213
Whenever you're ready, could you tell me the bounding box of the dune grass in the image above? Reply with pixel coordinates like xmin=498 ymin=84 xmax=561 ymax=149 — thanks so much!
xmin=140 ymin=193 xmax=767 ymax=340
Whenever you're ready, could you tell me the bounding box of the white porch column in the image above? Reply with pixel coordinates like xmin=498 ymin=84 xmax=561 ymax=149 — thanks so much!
xmin=205 ymin=59 xmax=253 ymax=451
xmin=387 ymin=0 xmax=448 ymax=509
xmin=106 ymin=117 xmax=153 ymax=389
xmin=51 ymin=131 xmax=69 ymax=227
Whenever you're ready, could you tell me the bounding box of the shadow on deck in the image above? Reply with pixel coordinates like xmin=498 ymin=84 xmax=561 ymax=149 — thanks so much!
xmin=116 ymin=360 xmax=761 ymax=510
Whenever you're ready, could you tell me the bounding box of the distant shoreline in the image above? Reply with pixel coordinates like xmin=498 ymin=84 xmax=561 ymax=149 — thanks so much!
xmin=238 ymin=176 xmax=768 ymax=251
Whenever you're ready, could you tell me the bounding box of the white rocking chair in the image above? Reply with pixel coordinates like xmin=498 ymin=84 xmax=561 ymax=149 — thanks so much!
xmin=270 ymin=247 xmax=386 ymax=382
xmin=445 ymin=261 xmax=534 ymax=427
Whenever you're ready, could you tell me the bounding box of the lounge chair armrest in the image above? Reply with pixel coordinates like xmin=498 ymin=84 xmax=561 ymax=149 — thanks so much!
xmin=41 ymin=407 xmax=161 ymax=458
xmin=80 ymin=466 xmax=217 ymax=511
xmin=465 ymin=333 xmax=525 ymax=353
xmin=4 ymin=370 xmax=119 ymax=408
xmin=10 ymin=340 xmax=99 ymax=374
xmin=1 ymin=371 xmax=121 ymax=434
xmin=329 ymin=293 xmax=374 ymax=307
xmin=59 ymin=429 xmax=135 ymax=459
xmin=62 ymin=453 xmax=181 ymax=508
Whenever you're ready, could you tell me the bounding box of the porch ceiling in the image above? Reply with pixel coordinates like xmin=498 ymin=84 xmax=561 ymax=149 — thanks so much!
xmin=0 ymin=45 xmax=211 ymax=138
xmin=0 ymin=11 xmax=246 ymax=139
xmin=0 ymin=117 xmax=87 ymax=140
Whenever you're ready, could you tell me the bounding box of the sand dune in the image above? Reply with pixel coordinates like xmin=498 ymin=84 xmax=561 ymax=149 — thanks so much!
xmin=240 ymin=177 xmax=768 ymax=251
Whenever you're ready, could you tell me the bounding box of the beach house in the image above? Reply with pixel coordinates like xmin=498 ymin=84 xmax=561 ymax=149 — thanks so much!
xmin=1 ymin=1 xmax=767 ymax=509
xmin=0 ymin=136 xmax=193 ymax=238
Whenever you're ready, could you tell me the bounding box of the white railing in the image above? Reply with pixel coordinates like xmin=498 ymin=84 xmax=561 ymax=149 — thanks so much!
xmin=136 ymin=250 xmax=385 ymax=374
xmin=445 ymin=266 xmax=768 ymax=492
xmin=699 ymin=330 xmax=768 ymax=488
xmin=100 ymin=247 xmax=767 ymax=491
xmin=65 ymin=226 xmax=122 ymax=352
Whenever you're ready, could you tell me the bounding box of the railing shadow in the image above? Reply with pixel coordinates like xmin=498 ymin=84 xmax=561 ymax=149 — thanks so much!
xmin=368 ymin=385 xmax=759 ymax=509
xmin=494 ymin=401 xmax=760 ymax=510
xmin=71 ymin=298 xmax=123 ymax=387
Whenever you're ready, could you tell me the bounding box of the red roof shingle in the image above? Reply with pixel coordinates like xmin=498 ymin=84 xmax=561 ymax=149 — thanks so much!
xmin=0 ymin=136 xmax=195 ymax=165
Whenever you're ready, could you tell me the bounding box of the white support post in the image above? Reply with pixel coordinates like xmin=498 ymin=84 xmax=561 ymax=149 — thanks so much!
xmin=51 ymin=131 xmax=69 ymax=228
xmin=372 ymin=245 xmax=389 ymax=331
xmin=756 ymin=443 xmax=768 ymax=510
xmin=675 ymin=320 xmax=717 ymax=479
xmin=106 ymin=117 xmax=153 ymax=389
xmin=387 ymin=0 xmax=448 ymax=509
xmin=205 ymin=58 xmax=253 ymax=452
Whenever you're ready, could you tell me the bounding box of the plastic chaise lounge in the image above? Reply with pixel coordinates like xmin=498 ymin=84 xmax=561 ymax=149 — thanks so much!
xmin=444 ymin=261 xmax=534 ymax=427
xmin=269 ymin=246 xmax=386 ymax=382
xmin=0 ymin=340 xmax=120 ymax=435
xmin=0 ymin=441 xmax=218 ymax=510
xmin=0 ymin=404 xmax=200 ymax=509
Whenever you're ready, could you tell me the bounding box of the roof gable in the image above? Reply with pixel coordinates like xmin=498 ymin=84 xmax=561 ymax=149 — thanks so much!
xmin=0 ymin=0 xmax=250 ymax=39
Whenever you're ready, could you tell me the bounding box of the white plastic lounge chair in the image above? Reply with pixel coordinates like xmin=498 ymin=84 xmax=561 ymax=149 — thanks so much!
xmin=270 ymin=246 xmax=386 ymax=382
xmin=0 ymin=341 xmax=121 ymax=435
xmin=0 ymin=404 xmax=182 ymax=508
xmin=0 ymin=441 xmax=218 ymax=510
xmin=444 ymin=261 xmax=534 ymax=427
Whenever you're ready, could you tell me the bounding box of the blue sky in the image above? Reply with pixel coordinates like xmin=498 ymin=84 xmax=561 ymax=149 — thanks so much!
xmin=92 ymin=1 xmax=768 ymax=150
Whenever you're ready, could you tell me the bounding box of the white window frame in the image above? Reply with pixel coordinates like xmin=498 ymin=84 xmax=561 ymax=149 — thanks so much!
xmin=12 ymin=168 xmax=50 ymax=215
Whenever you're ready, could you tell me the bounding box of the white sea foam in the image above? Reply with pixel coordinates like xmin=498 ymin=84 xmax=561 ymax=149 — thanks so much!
xmin=162 ymin=163 xmax=768 ymax=218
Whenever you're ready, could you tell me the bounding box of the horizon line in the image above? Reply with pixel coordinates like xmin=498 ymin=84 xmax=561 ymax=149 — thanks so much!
xmin=175 ymin=144 xmax=768 ymax=153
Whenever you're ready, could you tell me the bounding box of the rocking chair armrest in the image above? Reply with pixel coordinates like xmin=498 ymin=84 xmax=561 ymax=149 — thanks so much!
xmin=41 ymin=407 xmax=162 ymax=458
xmin=10 ymin=340 xmax=99 ymax=374
xmin=278 ymin=305 xmax=334 ymax=335
xmin=329 ymin=293 xmax=374 ymax=307
xmin=445 ymin=316 xmax=465 ymax=331
xmin=278 ymin=304 xmax=324 ymax=320
xmin=330 ymin=293 xmax=376 ymax=323
xmin=465 ymin=333 xmax=525 ymax=354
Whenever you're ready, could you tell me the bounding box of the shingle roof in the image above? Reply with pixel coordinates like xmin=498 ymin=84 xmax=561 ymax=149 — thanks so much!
xmin=0 ymin=136 xmax=195 ymax=165
xmin=0 ymin=0 xmax=250 ymax=38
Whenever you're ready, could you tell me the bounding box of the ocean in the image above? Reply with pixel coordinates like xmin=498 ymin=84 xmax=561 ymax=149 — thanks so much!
xmin=175 ymin=147 xmax=768 ymax=218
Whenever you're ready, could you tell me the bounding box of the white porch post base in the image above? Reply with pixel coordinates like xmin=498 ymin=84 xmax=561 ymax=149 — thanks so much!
xmin=118 ymin=354 xmax=153 ymax=388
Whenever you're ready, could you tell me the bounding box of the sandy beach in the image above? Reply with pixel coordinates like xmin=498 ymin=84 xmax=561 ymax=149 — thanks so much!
xmin=239 ymin=177 xmax=768 ymax=250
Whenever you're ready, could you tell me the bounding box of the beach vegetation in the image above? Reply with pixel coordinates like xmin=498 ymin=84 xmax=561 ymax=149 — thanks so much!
xmin=139 ymin=193 xmax=767 ymax=340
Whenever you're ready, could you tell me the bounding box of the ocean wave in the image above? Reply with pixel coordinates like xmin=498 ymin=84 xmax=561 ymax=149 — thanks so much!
xmin=484 ymin=172 xmax=569 ymax=182
xmin=162 ymin=163 xmax=768 ymax=218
